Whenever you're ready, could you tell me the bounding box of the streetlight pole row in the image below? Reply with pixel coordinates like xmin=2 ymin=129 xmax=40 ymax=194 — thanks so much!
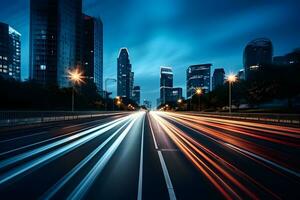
xmin=227 ymin=74 xmax=237 ymax=114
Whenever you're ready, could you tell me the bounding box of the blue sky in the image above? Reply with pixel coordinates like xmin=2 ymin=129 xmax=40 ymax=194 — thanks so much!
xmin=0 ymin=0 xmax=300 ymax=106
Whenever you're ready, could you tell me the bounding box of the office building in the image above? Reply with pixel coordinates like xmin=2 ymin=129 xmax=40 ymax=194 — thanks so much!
xmin=30 ymin=0 xmax=82 ymax=87
xmin=0 ymin=22 xmax=21 ymax=81
xmin=130 ymin=72 xmax=134 ymax=99
xmin=273 ymin=49 xmax=300 ymax=66
xmin=82 ymin=14 xmax=103 ymax=92
xmin=132 ymin=86 xmax=140 ymax=105
xmin=117 ymin=48 xmax=133 ymax=98
xmin=186 ymin=64 xmax=211 ymax=98
xmin=170 ymin=87 xmax=182 ymax=102
xmin=160 ymin=66 xmax=173 ymax=104
xmin=243 ymin=38 xmax=273 ymax=80
xmin=212 ymin=68 xmax=225 ymax=90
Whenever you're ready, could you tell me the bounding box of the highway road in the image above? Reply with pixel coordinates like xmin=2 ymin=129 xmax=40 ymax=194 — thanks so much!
xmin=0 ymin=111 xmax=299 ymax=199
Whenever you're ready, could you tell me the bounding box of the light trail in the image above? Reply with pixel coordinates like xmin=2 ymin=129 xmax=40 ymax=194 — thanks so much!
xmin=150 ymin=111 xmax=296 ymax=199
xmin=0 ymin=114 xmax=134 ymax=186
xmin=40 ymin=117 xmax=135 ymax=200
xmin=67 ymin=112 xmax=144 ymax=200
xmin=158 ymin=112 xmax=300 ymax=173
xmin=151 ymin=112 xmax=242 ymax=199
xmin=0 ymin=115 xmax=130 ymax=169
xmin=148 ymin=115 xmax=177 ymax=200
xmin=171 ymin=114 xmax=299 ymax=146
xmin=169 ymin=112 xmax=300 ymax=136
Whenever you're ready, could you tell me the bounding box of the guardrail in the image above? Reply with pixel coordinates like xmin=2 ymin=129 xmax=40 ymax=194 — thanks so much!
xmin=185 ymin=112 xmax=300 ymax=126
xmin=0 ymin=111 xmax=127 ymax=127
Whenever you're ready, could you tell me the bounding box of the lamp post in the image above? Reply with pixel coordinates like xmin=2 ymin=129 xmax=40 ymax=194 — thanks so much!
xmin=116 ymin=96 xmax=122 ymax=110
xmin=68 ymin=68 xmax=84 ymax=112
xmin=227 ymin=74 xmax=237 ymax=113
xmin=177 ymin=98 xmax=183 ymax=110
xmin=195 ymin=88 xmax=202 ymax=111
xmin=105 ymin=78 xmax=117 ymax=111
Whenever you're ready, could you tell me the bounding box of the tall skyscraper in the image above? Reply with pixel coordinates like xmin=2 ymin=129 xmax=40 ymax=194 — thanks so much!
xmin=130 ymin=72 xmax=134 ymax=99
xmin=160 ymin=66 xmax=173 ymax=104
xmin=212 ymin=68 xmax=225 ymax=90
xmin=132 ymin=86 xmax=140 ymax=105
xmin=0 ymin=22 xmax=21 ymax=81
xmin=117 ymin=48 xmax=133 ymax=98
xmin=243 ymin=38 xmax=273 ymax=80
xmin=82 ymin=14 xmax=103 ymax=92
xmin=186 ymin=64 xmax=211 ymax=98
xmin=30 ymin=0 xmax=82 ymax=87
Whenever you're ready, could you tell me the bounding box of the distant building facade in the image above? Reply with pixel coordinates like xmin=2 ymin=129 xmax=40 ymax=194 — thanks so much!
xmin=30 ymin=0 xmax=82 ymax=87
xmin=170 ymin=87 xmax=183 ymax=102
xmin=0 ymin=22 xmax=21 ymax=81
xmin=237 ymin=69 xmax=245 ymax=80
xmin=82 ymin=14 xmax=103 ymax=92
xmin=186 ymin=64 xmax=211 ymax=98
xmin=117 ymin=48 xmax=133 ymax=98
xmin=212 ymin=68 xmax=225 ymax=90
xmin=160 ymin=66 xmax=173 ymax=104
xmin=273 ymin=48 xmax=300 ymax=66
xmin=132 ymin=86 xmax=141 ymax=105
xmin=243 ymin=38 xmax=273 ymax=80
xmin=143 ymin=99 xmax=152 ymax=110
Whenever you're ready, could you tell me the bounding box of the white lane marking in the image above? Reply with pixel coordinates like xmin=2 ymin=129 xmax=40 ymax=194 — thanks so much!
xmin=137 ymin=113 xmax=145 ymax=200
xmin=148 ymin=113 xmax=177 ymax=200
xmin=40 ymin=119 xmax=133 ymax=200
xmin=148 ymin=116 xmax=158 ymax=149
xmin=158 ymin=151 xmax=176 ymax=200
xmin=0 ymin=131 xmax=48 ymax=144
xmin=66 ymin=113 xmax=140 ymax=200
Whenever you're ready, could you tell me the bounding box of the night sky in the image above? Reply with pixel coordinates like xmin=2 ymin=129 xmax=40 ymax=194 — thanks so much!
xmin=0 ymin=0 xmax=300 ymax=105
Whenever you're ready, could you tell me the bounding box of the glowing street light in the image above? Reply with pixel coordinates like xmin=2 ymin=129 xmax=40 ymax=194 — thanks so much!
xmin=195 ymin=88 xmax=202 ymax=95
xmin=228 ymin=74 xmax=237 ymax=83
xmin=177 ymin=99 xmax=183 ymax=104
xmin=68 ymin=68 xmax=84 ymax=85
xmin=68 ymin=68 xmax=84 ymax=112
xmin=227 ymin=74 xmax=237 ymax=113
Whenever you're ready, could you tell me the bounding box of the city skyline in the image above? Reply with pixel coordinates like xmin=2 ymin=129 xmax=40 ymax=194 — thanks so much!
xmin=0 ymin=0 xmax=300 ymax=104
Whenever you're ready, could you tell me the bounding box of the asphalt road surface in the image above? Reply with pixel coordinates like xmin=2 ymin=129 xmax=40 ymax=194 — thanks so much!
xmin=0 ymin=111 xmax=299 ymax=200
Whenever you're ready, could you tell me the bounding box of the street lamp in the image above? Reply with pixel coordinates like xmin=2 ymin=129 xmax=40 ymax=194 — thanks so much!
xmin=116 ymin=98 xmax=122 ymax=110
xmin=195 ymin=87 xmax=202 ymax=111
xmin=105 ymin=78 xmax=117 ymax=111
xmin=227 ymin=74 xmax=237 ymax=113
xmin=68 ymin=68 xmax=84 ymax=112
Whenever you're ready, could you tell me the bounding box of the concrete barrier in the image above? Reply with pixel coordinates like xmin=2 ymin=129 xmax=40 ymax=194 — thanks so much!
xmin=0 ymin=111 xmax=128 ymax=127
